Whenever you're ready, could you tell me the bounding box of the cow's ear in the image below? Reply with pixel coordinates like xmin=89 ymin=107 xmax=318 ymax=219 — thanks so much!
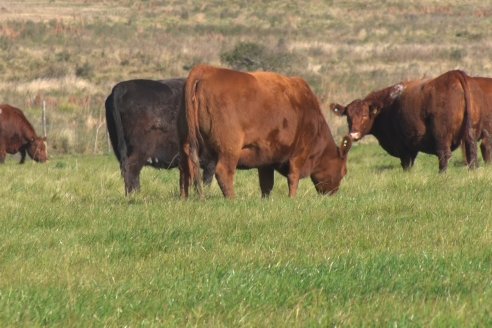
xmin=330 ymin=103 xmax=346 ymax=116
xmin=338 ymin=135 xmax=352 ymax=159
xmin=369 ymin=105 xmax=381 ymax=116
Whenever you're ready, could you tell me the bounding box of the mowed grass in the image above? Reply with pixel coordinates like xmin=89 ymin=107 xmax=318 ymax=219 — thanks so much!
xmin=0 ymin=144 xmax=491 ymax=326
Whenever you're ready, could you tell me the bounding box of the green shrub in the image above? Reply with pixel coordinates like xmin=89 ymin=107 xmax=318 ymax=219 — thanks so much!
xmin=75 ymin=61 xmax=93 ymax=78
xmin=220 ymin=41 xmax=304 ymax=75
xmin=221 ymin=42 xmax=267 ymax=71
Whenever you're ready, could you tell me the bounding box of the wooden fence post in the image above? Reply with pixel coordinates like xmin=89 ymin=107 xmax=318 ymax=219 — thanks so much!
xmin=42 ymin=100 xmax=47 ymax=137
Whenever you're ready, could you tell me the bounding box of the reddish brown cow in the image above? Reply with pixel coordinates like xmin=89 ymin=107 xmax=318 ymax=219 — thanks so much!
xmin=466 ymin=76 xmax=492 ymax=163
xmin=330 ymin=70 xmax=481 ymax=172
xmin=179 ymin=64 xmax=352 ymax=199
xmin=0 ymin=104 xmax=47 ymax=164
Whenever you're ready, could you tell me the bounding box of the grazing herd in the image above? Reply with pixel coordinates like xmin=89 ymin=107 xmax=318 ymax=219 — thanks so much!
xmin=1 ymin=66 xmax=491 ymax=199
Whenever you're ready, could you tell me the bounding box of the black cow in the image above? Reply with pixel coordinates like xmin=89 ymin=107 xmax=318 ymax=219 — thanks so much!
xmin=105 ymin=78 xmax=215 ymax=195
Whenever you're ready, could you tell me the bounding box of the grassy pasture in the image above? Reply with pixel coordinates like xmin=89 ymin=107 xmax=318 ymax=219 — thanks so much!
xmin=1 ymin=145 xmax=491 ymax=326
xmin=1 ymin=1 xmax=492 ymax=326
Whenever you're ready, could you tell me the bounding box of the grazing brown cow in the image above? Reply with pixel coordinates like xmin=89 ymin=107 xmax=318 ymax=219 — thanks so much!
xmin=330 ymin=70 xmax=481 ymax=172
xmin=0 ymin=104 xmax=47 ymax=164
xmin=179 ymin=64 xmax=352 ymax=199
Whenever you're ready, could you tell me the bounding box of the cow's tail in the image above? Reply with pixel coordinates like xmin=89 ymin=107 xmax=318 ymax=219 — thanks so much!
xmin=105 ymin=90 xmax=128 ymax=168
xmin=456 ymin=70 xmax=478 ymax=168
xmin=184 ymin=75 xmax=203 ymax=196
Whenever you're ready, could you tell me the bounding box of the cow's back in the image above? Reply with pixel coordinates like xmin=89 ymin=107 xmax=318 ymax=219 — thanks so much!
xmin=380 ymin=72 xmax=470 ymax=155
xmin=106 ymin=78 xmax=185 ymax=168
xmin=0 ymin=104 xmax=36 ymax=148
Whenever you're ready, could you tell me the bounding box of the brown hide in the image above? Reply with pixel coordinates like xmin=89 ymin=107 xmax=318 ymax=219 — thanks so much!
xmin=180 ymin=64 xmax=351 ymax=199
xmin=466 ymin=76 xmax=492 ymax=163
xmin=331 ymin=70 xmax=479 ymax=172
xmin=0 ymin=104 xmax=47 ymax=164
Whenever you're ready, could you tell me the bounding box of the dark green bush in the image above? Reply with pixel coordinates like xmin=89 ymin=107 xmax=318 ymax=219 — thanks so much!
xmin=75 ymin=61 xmax=93 ymax=78
xmin=220 ymin=41 xmax=303 ymax=75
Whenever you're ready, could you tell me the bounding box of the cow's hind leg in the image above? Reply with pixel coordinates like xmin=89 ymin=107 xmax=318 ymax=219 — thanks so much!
xmin=179 ymin=158 xmax=190 ymax=199
xmin=0 ymin=153 xmax=5 ymax=164
xmin=480 ymin=130 xmax=492 ymax=164
xmin=19 ymin=148 xmax=26 ymax=164
xmin=0 ymin=143 xmax=6 ymax=164
xmin=258 ymin=166 xmax=274 ymax=198
xmin=122 ymin=154 xmax=144 ymax=195
xmin=215 ymin=154 xmax=238 ymax=199
xmin=463 ymin=134 xmax=478 ymax=170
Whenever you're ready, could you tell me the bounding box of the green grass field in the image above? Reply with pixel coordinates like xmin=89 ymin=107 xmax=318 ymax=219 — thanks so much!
xmin=1 ymin=145 xmax=491 ymax=326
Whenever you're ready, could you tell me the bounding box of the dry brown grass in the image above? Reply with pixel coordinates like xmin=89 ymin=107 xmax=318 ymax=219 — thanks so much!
xmin=1 ymin=0 xmax=491 ymax=153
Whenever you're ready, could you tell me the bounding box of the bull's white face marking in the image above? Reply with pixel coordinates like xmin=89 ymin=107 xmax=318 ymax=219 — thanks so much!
xmin=350 ymin=132 xmax=361 ymax=140
xmin=147 ymin=157 xmax=153 ymax=164
xmin=390 ymin=84 xmax=405 ymax=99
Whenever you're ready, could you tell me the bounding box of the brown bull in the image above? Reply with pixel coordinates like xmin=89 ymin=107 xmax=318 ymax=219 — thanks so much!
xmin=0 ymin=104 xmax=47 ymax=164
xmin=330 ymin=70 xmax=481 ymax=172
xmin=179 ymin=64 xmax=352 ymax=199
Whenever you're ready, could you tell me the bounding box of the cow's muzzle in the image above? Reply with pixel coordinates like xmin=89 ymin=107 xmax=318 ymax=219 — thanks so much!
xmin=350 ymin=132 xmax=361 ymax=141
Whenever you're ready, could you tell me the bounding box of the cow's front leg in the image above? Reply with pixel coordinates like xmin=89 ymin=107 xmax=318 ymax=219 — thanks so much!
xmin=258 ymin=166 xmax=274 ymax=198
xmin=400 ymin=152 xmax=417 ymax=171
xmin=436 ymin=148 xmax=452 ymax=173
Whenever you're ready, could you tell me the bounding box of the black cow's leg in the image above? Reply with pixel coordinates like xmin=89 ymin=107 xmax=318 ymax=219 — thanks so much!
xmin=122 ymin=155 xmax=143 ymax=195
xmin=19 ymin=149 xmax=27 ymax=164
xmin=258 ymin=166 xmax=274 ymax=198
xmin=179 ymin=158 xmax=190 ymax=199
xmin=202 ymin=160 xmax=216 ymax=186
